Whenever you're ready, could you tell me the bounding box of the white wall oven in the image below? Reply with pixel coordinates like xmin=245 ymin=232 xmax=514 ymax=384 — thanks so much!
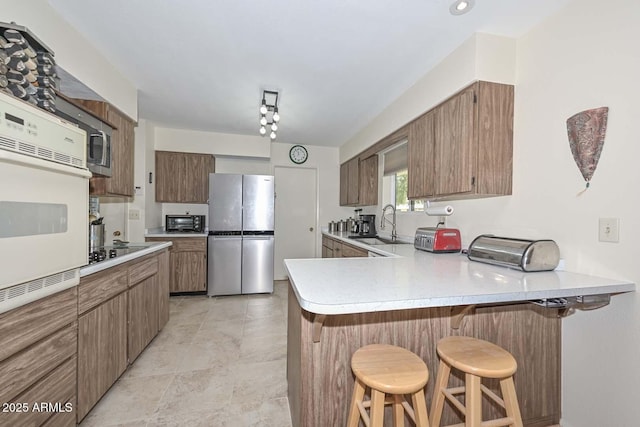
xmin=0 ymin=92 xmax=90 ymax=314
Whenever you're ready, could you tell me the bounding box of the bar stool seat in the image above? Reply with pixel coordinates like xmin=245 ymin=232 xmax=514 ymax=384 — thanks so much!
xmin=348 ymin=344 xmax=430 ymax=427
xmin=430 ymin=336 xmax=523 ymax=427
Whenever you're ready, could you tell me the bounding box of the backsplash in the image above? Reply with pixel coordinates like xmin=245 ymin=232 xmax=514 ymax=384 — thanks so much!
xmin=97 ymin=197 xmax=127 ymax=244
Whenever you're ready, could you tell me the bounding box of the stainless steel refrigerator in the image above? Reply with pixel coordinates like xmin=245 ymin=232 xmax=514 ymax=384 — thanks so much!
xmin=207 ymin=174 xmax=274 ymax=296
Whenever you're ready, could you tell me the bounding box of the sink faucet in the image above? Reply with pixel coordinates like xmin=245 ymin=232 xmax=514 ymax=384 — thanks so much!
xmin=380 ymin=204 xmax=397 ymax=241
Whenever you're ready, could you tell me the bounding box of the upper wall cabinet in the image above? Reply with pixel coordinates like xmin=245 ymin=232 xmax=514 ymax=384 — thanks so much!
xmin=74 ymin=100 xmax=136 ymax=197
xmin=155 ymin=151 xmax=215 ymax=203
xmin=339 ymin=155 xmax=378 ymax=207
xmin=408 ymin=81 xmax=514 ymax=200
xmin=408 ymin=110 xmax=436 ymax=199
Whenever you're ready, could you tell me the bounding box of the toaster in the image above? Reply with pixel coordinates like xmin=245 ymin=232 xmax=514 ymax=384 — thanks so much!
xmin=414 ymin=227 xmax=461 ymax=253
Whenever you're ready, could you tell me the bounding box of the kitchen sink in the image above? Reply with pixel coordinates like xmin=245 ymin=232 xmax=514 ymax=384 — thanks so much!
xmin=350 ymin=237 xmax=409 ymax=245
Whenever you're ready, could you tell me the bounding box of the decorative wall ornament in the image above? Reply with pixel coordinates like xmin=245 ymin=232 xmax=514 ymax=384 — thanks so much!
xmin=566 ymin=106 xmax=608 ymax=194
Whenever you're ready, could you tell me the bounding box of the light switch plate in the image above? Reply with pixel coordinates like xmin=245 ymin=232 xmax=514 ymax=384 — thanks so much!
xmin=129 ymin=209 xmax=141 ymax=220
xmin=598 ymin=218 xmax=619 ymax=243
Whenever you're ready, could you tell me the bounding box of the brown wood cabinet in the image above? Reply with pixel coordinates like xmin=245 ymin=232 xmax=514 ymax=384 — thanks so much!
xmin=287 ymin=286 xmax=560 ymax=427
xmin=157 ymin=249 xmax=171 ymax=329
xmin=73 ymin=99 xmax=136 ymax=197
xmin=407 ymin=81 xmax=513 ymax=200
xmin=0 ymin=287 xmax=78 ymax=427
xmin=128 ymin=276 xmax=158 ymax=363
xmin=155 ymin=151 xmax=215 ymax=203
xmin=321 ymin=236 xmax=334 ymax=258
xmin=146 ymin=237 xmax=208 ymax=292
xmin=127 ymin=256 xmax=160 ymax=363
xmin=77 ymin=249 xmax=169 ymax=423
xmin=339 ymin=156 xmax=378 ymax=207
xmin=77 ymin=292 xmax=127 ymax=421
xmin=321 ymin=235 xmax=368 ymax=258
xmin=408 ymin=110 xmax=436 ymax=199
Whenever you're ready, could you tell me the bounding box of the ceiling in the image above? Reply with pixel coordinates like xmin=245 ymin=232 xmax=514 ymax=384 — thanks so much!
xmin=49 ymin=0 xmax=570 ymax=147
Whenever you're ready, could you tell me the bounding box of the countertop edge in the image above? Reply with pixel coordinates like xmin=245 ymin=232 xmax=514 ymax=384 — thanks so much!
xmin=80 ymin=242 xmax=172 ymax=277
xmin=288 ymin=234 xmax=636 ymax=316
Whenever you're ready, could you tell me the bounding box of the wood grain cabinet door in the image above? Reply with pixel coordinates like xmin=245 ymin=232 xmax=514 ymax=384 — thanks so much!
xmin=157 ymin=249 xmax=171 ymax=330
xmin=128 ymin=276 xmax=159 ymax=363
xmin=155 ymin=151 xmax=215 ymax=203
xmin=174 ymin=251 xmax=207 ymax=292
xmin=155 ymin=151 xmax=183 ymax=202
xmin=408 ymin=110 xmax=436 ymax=199
xmin=346 ymin=157 xmax=360 ymax=205
xmin=358 ymin=155 xmax=378 ymax=206
xmin=339 ymin=162 xmax=349 ymax=206
xmin=77 ymin=292 xmax=128 ymax=422
xmin=435 ymin=86 xmax=476 ymax=196
xmin=106 ymin=107 xmax=135 ymax=197
xmin=184 ymin=153 xmax=215 ymax=203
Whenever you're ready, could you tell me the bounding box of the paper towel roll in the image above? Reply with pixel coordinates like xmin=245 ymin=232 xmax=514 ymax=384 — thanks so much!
xmin=425 ymin=205 xmax=454 ymax=216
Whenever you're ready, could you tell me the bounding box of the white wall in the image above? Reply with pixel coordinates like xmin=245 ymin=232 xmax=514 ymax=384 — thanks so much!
xmin=154 ymin=127 xmax=271 ymax=158
xmin=340 ymin=33 xmax=516 ymax=162
xmin=4 ymin=0 xmax=137 ymax=119
xmin=514 ymin=1 xmax=640 ymax=425
xmin=145 ymin=126 xmax=351 ymax=274
xmin=341 ymin=1 xmax=640 ymax=425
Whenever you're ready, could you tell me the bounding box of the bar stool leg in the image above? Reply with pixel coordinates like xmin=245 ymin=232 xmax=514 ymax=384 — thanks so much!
xmin=499 ymin=377 xmax=523 ymax=427
xmin=411 ymin=388 xmax=429 ymax=427
xmin=465 ymin=374 xmax=482 ymax=427
xmin=393 ymin=394 xmax=405 ymax=427
xmin=347 ymin=378 xmax=366 ymax=427
xmin=429 ymin=360 xmax=450 ymax=427
xmin=370 ymin=389 xmax=386 ymax=426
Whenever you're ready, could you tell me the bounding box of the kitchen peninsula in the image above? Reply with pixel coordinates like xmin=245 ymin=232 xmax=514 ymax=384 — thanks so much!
xmin=284 ymin=233 xmax=635 ymax=427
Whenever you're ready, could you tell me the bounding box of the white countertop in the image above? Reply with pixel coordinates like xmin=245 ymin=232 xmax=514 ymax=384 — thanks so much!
xmin=284 ymin=232 xmax=635 ymax=315
xmin=145 ymin=227 xmax=208 ymax=238
xmin=81 ymin=242 xmax=172 ymax=277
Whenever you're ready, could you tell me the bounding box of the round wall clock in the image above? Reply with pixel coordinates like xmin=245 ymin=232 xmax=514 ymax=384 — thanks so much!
xmin=289 ymin=145 xmax=308 ymax=164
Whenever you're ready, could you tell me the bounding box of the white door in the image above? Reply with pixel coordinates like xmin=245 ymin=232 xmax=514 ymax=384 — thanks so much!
xmin=274 ymin=166 xmax=317 ymax=280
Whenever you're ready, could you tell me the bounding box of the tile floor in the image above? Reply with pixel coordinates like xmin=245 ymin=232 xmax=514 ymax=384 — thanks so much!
xmin=79 ymin=280 xmax=562 ymax=427
xmin=80 ymin=281 xmax=292 ymax=427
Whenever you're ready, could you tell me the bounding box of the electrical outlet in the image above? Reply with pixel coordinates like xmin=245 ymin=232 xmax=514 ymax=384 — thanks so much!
xmin=129 ymin=209 xmax=141 ymax=220
xmin=598 ymin=218 xmax=619 ymax=243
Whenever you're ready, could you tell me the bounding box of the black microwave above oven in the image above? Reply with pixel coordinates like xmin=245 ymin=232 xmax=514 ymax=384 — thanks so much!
xmin=166 ymin=215 xmax=206 ymax=233
xmin=54 ymin=96 xmax=113 ymax=177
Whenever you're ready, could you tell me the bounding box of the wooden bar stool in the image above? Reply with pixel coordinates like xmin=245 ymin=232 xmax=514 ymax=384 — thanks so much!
xmin=430 ymin=336 xmax=523 ymax=427
xmin=347 ymin=344 xmax=430 ymax=427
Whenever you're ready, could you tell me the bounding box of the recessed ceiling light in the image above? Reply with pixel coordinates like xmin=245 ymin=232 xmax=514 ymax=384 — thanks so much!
xmin=449 ymin=0 xmax=475 ymax=15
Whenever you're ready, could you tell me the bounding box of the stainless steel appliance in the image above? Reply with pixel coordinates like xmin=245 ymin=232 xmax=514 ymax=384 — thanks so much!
xmin=467 ymin=235 xmax=560 ymax=271
xmin=54 ymin=95 xmax=113 ymax=177
xmin=357 ymin=214 xmax=377 ymax=237
xmin=414 ymin=227 xmax=462 ymax=253
xmin=0 ymin=91 xmax=91 ymax=314
xmin=166 ymin=214 xmax=205 ymax=233
xmin=207 ymin=174 xmax=274 ymax=296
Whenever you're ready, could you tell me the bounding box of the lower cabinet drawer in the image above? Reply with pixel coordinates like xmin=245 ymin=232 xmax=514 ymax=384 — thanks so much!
xmin=4 ymin=356 xmax=76 ymax=427
xmin=0 ymin=324 xmax=77 ymax=405
xmin=129 ymin=256 xmax=158 ymax=286
xmin=0 ymin=288 xmax=77 ymax=362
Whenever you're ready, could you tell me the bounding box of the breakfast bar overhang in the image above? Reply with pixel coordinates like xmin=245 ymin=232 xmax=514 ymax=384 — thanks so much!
xmin=284 ymin=253 xmax=634 ymax=427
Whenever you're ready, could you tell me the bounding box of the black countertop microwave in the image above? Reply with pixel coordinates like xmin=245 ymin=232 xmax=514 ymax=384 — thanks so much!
xmin=166 ymin=215 xmax=206 ymax=233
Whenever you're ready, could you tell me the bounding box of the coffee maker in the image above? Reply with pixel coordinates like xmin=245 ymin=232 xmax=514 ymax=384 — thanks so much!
xmin=358 ymin=214 xmax=377 ymax=237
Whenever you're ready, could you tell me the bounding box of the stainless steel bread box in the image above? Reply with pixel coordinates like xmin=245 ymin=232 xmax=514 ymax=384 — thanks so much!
xmin=467 ymin=235 xmax=560 ymax=272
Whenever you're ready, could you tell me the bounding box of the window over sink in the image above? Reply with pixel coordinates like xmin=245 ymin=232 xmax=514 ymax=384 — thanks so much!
xmin=381 ymin=141 xmax=424 ymax=212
